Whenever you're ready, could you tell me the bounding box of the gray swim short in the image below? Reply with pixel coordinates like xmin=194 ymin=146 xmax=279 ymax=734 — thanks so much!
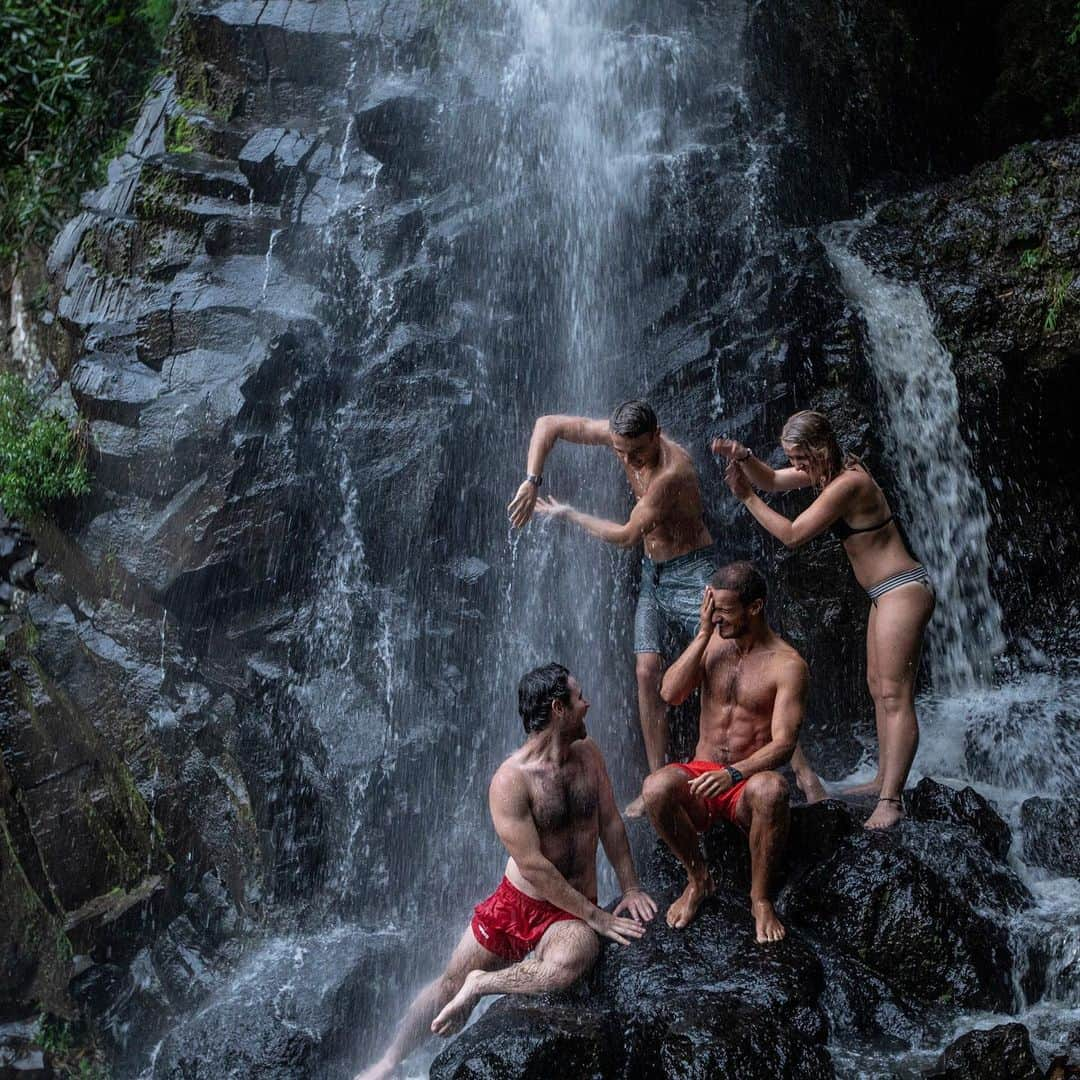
xmin=634 ymin=545 xmax=716 ymax=655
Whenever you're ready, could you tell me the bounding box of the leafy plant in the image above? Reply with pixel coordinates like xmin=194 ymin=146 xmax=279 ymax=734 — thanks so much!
xmin=1045 ymin=271 xmax=1074 ymax=332
xmin=1018 ymin=247 xmax=1043 ymax=272
xmin=0 ymin=375 xmax=90 ymax=522
xmin=0 ymin=0 xmax=175 ymax=266
xmin=35 ymin=1014 xmax=77 ymax=1055
xmin=1069 ymin=1 xmax=1080 ymax=45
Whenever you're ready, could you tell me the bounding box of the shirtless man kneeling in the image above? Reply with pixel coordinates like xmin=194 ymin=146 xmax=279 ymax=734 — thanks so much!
xmin=354 ymin=663 xmax=657 ymax=1080
xmin=643 ymin=561 xmax=807 ymax=942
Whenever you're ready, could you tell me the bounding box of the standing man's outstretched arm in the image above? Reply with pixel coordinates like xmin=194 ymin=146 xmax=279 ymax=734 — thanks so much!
xmin=508 ymin=415 xmax=611 ymax=527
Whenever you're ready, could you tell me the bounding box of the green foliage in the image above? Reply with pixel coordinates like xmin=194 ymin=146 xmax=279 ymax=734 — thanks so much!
xmin=1045 ymin=271 xmax=1074 ymax=331
xmin=0 ymin=0 xmax=175 ymax=265
xmin=165 ymin=112 xmax=198 ymax=154
xmin=0 ymin=375 xmax=90 ymax=522
xmin=1069 ymin=1 xmax=1080 ymax=45
xmin=1018 ymin=247 xmax=1043 ymax=271
xmin=36 ymin=1014 xmax=78 ymax=1054
xmin=998 ymin=159 xmax=1019 ymax=194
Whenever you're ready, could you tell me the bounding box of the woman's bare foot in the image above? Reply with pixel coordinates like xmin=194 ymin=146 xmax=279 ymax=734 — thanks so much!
xmin=431 ymin=971 xmax=483 ymax=1037
xmin=752 ymin=898 xmax=786 ymax=943
xmin=666 ymin=875 xmax=715 ymax=929
xmin=353 ymin=1059 xmax=395 ymax=1080
xmin=796 ymin=770 xmax=829 ymax=805
xmin=865 ymin=796 xmax=904 ymax=830
xmin=842 ymin=776 xmax=882 ymax=797
xmin=624 ymin=793 xmax=646 ymax=818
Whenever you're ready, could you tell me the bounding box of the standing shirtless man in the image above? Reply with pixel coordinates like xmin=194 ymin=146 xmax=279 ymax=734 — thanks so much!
xmin=508 ymin=400 xmax=716 ymax=816
xmin=642 ymin=562 xmax=806 ymax=942
xmin=353 ymin=663 xmax=656 ymax=1080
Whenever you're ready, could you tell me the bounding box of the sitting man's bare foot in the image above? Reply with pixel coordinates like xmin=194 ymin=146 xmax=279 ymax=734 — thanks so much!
xmin=842 ymin=777 xmax=882 ymax=797
xmin=752 ymin=898 xmax=785 ymax=943
xmin=666 ymin=875 xmax=714 ymax=929
xmin=624 ymin=793 xmax=646 ymax=818
xmin=865 ymin=796 xmax=904 ymax=830
xmin=431 ymin=971 xmax=483 ymax=1037
xmin=353 ymin=1060 xmax=395 ymax=1080
xmin=797 ymin=770 xmax=828 ymax=805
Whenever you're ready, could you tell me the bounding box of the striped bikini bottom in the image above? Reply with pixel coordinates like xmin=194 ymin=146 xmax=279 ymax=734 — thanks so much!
xmin=865 ymin=565 xmax=933 ymax=605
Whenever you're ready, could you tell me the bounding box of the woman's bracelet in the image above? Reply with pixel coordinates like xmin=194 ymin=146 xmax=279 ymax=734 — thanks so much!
xmin=738 ymin=448 xmax=753 ymax=462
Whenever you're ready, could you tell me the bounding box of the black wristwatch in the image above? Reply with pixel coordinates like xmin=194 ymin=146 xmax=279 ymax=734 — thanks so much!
xmin=526 ymin=473 xmax=542 ymax=488
xmin=725 ymin=765 xmax=744 ymax=783
xmin=737 ymin=448 xmax=753 ymax=462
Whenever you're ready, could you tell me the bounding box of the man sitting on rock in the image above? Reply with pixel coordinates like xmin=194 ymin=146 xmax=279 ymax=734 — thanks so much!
xmin=643 ymin=561 xmax=807 ymax=941
xmin=354 ymin=663 xmax=657 ymax=1080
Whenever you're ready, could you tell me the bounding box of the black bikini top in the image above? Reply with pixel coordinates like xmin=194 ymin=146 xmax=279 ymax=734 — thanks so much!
xmin=830 ymin=514 xmax=894 ymax=542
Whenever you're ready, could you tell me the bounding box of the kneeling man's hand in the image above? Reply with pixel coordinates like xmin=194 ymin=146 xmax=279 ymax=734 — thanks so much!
xmin=613 ymin=886 xmax=657 ymax=925
xmin=689 ymin=768 xmax=733 ymax=799
xmin=589 ymin=908 xmax=648 ymax=946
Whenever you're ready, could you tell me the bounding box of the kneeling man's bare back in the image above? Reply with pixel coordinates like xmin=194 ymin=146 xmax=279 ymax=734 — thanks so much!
xmin=643 ymin=561 xmax=807 ymax=942
xmin=354 ymin=663 xmax=656 ymax=1080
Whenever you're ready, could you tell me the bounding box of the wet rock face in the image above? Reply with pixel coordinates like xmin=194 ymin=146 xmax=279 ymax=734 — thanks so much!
xmin=430 ymin=791 xmax=1024 ymax=1079
xmin=1020 ymin=797 xmax=1080 ymax=878
xmin=852 ymin=138 xmax=1080 ymax=634
xmin=928 ymin=1021 xmax=1043 ymax=1080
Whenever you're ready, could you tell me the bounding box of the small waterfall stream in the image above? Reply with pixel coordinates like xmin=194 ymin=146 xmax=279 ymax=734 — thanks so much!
xmin=825 ymin=228 xmax=1080 ymax=1077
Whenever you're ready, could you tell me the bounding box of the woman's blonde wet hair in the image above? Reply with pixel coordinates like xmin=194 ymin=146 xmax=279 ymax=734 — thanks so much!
xmin=780 ymin=410 xmax=857 ymax=487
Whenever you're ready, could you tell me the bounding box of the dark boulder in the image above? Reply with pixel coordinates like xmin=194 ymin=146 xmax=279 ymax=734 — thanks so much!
xmin=782 ymin=834 xmax=1014 ymax=1011
xmin=429 ymin=1003 xmax=624 ymax=1080
xmin=907 ymin=778 xmax=1012 ymax=862
xmin=927 ymin=1022 xmax=1042 ymax=1080
xmin=1020 ymin=797 xmax=1080 ymax=878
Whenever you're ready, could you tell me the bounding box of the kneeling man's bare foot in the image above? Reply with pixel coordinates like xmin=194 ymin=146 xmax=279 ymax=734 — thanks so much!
xmin=752 ymin=898 xmax=785 ymax=944
xmin=865 ymin=797 xmax=904 ymax=830
xmin=666 ymin=875 xmax=714 ymax=929
xmin=797 ymin=771 xmax=828 ymax=805
xmin=431 ymin=971 xmax=483 ymax=1037
xmin=353 ymin=1060 xmax=395 ymax=1080
xmin=624 ymin=793 xmax=646 ymax=818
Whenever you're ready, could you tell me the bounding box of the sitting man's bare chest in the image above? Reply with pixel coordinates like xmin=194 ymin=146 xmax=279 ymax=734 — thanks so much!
xmin=528 ymin=762 xmax=598 ymax=834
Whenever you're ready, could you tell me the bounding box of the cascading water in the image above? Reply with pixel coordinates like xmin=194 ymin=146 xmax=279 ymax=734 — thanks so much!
xmin=824 ymin=228 xmax=1080 ymax=1077
xmin=825 ymin=223 xmax=1004 ymax=694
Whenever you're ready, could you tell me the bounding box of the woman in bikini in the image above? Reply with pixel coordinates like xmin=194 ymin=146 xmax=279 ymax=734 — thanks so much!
xmin=713 ymin=410 xmax=935 ymax=830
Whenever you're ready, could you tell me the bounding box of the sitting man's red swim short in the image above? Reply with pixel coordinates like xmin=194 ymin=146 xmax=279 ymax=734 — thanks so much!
xmin=471 ymin=877 xmax=592 ymax=962
xmin=672 ymin=760 xmax=749 ymax=831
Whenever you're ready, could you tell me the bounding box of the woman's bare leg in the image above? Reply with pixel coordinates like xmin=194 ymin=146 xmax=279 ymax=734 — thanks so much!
xmin=864 ymin=582 xmax=934 ymax=829
xmin=844 ymin=602 xmax=886 ymax=795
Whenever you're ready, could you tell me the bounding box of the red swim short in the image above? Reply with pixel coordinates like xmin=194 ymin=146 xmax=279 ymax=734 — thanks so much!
xmin=673 ymin=760 xmax=749 ymax=831
xmin=470 ymin=877 xmax=589 ymax=962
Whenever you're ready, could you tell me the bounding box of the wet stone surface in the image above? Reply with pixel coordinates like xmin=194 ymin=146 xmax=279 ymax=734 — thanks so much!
xmin=430 ymin=787 xmax=1024 ymax=1079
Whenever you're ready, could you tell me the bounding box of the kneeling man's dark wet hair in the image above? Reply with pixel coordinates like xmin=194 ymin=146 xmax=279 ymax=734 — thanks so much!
xmin=710 ymin=561 xmax=767 ymax=606
xmin=518 ymin=663 xmax=572 ymax=734
xmin=609 ymin=399 xmax=658 ymax=438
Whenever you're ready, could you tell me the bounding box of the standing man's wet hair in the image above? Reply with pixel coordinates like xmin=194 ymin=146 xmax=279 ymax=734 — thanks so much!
xmin=518 ymin=662 xmax=572 ymax=734
xmin=709 ymin=561 xmax=767 ymax=606
xmin=609 ymin=400 xmax=658 ymax=438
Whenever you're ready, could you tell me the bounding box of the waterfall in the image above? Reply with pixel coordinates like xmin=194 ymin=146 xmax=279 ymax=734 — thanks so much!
xmin=823 ymin=227 xmax=1080 ymax=1078
xmin=824 ymin=225 xmax=1004 ymax=694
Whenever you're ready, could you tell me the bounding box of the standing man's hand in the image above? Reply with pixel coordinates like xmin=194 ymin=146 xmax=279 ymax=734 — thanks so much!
xmin=698 ymin=587 xmax=715 ymax=638
xmin=534 ymin=495 xmax=572 ymax=519
xmin=613 ymin=887 xmax=658 ymax=924
xmin=711 ymin=436 xmax=746 ymax=461
xmin=507 ymin=480 xmax=540 ymax=527
xmin=724 ymin=461 xmax=752 ymax=500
